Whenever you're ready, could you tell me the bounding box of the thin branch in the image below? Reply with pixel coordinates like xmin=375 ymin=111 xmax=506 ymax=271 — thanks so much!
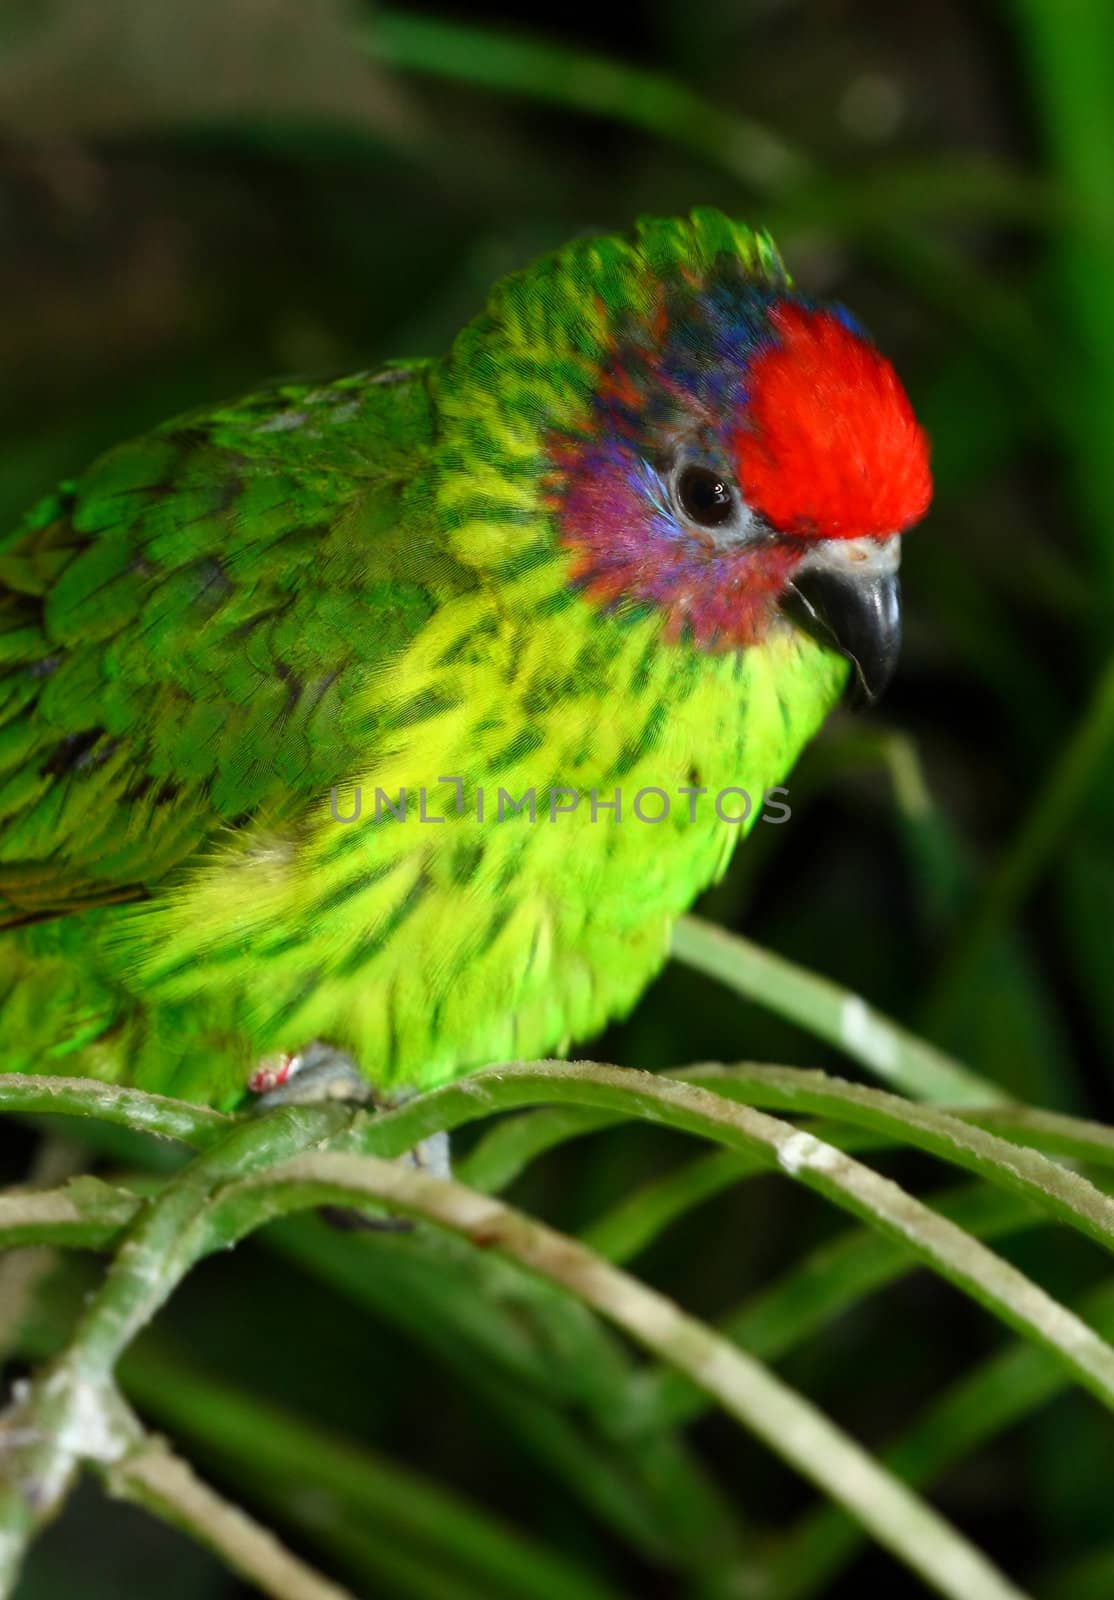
xmin=680 ymin=1064 xmax=1114 ymax=1250
xmin=0 ymin=1076 xmax=232 ymax=1148
xmin=105 ymin=1426 xmax=357 ymax=1600
xmin=215 ymin=1150 xmax=1030 ymax=1600
xmin=7 ymin=1078 xmax=1114 ymax=1260
xmin=630 ymin=1184 xmax=1046 ymax=1435
xmin=0 ymin=1103 xmax=356 ymax=1589
xmin=5 ymin=1063 xmax=1114 ymax=1406
xmin=329 ymin=1065 xmax=1114 ymax=1412
xmin=119 ymin=1348 xmax=623 ymax=1600
xmin=671 ymin=917 xmax=1002 ymax=1105
xmin=764 ymin=1275 xmax=1114 ymax=1600
xmin=5 ymin=1061 xmax=1114 ymax=1599
xmin=0 ymin=1176 xmax=141 ymax=1250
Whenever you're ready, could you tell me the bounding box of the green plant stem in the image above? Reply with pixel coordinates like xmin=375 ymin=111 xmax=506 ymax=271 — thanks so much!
xmin=0 ymin=1174 xmax=141 ymax=1249
xmin=8 ymin=1062 xmax=1114 ymax=1596
xmin=119 ymin=1350 xmax=619 ymax=1600
xmin=7 ymin=1064 xmax=1114 ymax=1381
xmin=671 ymin=917 xmax=1001 ymax=1104
xmin=2 ymin=1170 xmax=749 ymax=1577
xmin=0 ymin=1170 xmax=1051 ymax=1449
xmin=630 ymin=1183 xmax=1045 ymax=1434
xmin=0 ymin=1082 xmax=750 ymax=1592
xmin=0 ymin=1103 xmax=353 ymax=1590
xmin=326 ymin=1065 xmax=1114 ymax=1410
xmin=680 ymin=1064 xmax=1114 ymax=1249
xmin=8 ymin=1065 xmax=1114 ymax=1412
xmin=0 ymin=1075 xmax=231 ymax=1147
xmin=214 ymin=1149 xmax=1030 ymax=1600
xmin=764 ymin=1275 xmax=1114 ymax=1600
xmin=100 ymin=1392 xmax=357 ymax=1600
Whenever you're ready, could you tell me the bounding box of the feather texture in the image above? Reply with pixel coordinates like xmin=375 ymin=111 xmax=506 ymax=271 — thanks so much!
xmin=0 ymin=212 xmax=899 ymax=1106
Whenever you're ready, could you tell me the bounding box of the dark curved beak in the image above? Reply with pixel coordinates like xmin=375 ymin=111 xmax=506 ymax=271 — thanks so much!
xmin=782 ymin=568 xmax=902 ymax=707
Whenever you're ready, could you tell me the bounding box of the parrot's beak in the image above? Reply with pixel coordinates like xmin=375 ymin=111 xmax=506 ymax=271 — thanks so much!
xmin=781 ymin=537 xmax=902 ymax=707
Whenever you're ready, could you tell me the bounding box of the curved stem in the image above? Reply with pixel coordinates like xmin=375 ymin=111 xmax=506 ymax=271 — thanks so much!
xmin=765 ymin=1274 xmax=1114 ymax=1600
xmin=104 ymin=1401 xmax=357 ymax=1600
xmin=0 ymin=1075 xmax=231 ymax=1148
xmin=350 ymin=1063 xmax=1114 ymax=1255
xmin=0 ymin=1103 xmax=355 ymax=1587
xmin=0 ymin=1174 xmax=141 ymax=1250
xmin=212 ymin=1150 xmax=1029 ymax=1600
xmin=679 ymin=1063 xmax=1114 ymax=1248
xmin=671 ymin=917 xmax=1002 ymax=1105
xmin=6 ymin=1061 xmax=1114 ymax=1598
xmin=630 ymin=1183 xmax=1046 ymax=1435
xmin=321 ymin=1065 xmax=1114 ymax=1412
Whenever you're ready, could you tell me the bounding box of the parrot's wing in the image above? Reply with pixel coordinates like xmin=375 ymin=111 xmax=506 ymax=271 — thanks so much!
xmin=0 ymin=363 xmax=473 ymax=923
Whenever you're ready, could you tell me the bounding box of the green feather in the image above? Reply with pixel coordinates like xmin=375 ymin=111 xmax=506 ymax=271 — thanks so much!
xmin=0 ymin=214 xmax=847 ymax=1108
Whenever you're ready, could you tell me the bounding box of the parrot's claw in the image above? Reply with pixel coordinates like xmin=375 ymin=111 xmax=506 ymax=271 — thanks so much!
xmin=248 ymin=1047 xmax=451 ymax=1231
xmin=401 ymin=1127 xmax=452 ymax=1181
xmin=249 ymin=1041 xmax=371 ymax=1106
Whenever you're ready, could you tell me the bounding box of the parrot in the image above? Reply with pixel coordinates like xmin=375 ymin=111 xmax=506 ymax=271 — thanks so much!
xmin=0 ymin=209 xmax=931 ymax=1111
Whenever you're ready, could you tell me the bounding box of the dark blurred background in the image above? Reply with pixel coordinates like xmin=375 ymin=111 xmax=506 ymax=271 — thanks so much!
xmin=4 ymin=2 xmax=1114 ymax=1596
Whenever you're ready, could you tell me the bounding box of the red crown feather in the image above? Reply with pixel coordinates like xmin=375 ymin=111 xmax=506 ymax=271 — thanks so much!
xmin=733 ymin=303 xmax=932 ymax=541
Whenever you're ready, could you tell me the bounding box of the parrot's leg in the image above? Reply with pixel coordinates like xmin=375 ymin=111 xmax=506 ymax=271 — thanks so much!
xmin=248 ymin=1040 xmax=371 ymax=1104
xmin=248 ymin=1042 xmax=452 ymax=1184
xmin=400 ymin=1126 xmax=452 ymax=1180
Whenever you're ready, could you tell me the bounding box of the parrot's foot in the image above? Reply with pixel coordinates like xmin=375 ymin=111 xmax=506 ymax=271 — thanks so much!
xmin=248 ymin=1041 xmax=371 ymax=1106
xmin=248 ymin=1047 xmax=450 ymax=1230
xmin=401 ymin=1127 xmax=452 ymax=1181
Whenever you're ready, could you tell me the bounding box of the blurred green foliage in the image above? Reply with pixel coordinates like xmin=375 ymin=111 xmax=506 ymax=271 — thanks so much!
xmin=4 ymin=1 xmax=1114 ymax=1596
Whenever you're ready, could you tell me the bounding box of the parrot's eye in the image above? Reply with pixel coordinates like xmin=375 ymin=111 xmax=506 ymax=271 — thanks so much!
xmin=676 ymin=465 xmax=736 ymax=528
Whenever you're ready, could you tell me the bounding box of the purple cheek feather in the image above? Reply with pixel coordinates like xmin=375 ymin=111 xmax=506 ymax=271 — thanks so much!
xmin=542 ymin=271 xmax=930 ymax=653
xmin=544 ymin=283 xmax=802 ymax=651
xmin=549 ymin=434 xmax=798 ymax=651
